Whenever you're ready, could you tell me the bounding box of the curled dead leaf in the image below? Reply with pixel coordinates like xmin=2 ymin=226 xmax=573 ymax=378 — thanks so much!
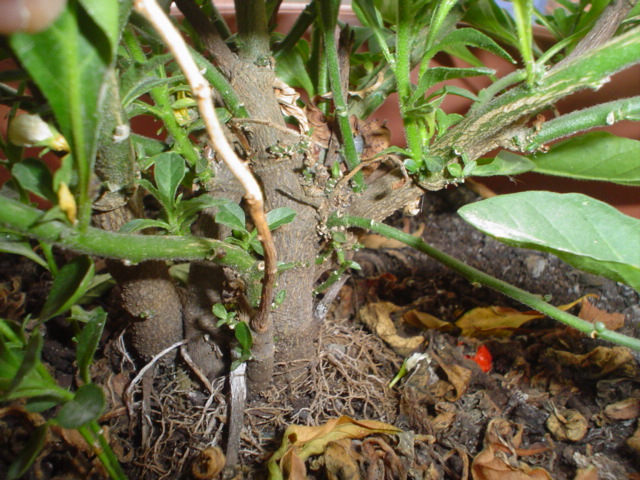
xmin=546 ymin=408 xmax=588 ymax=442
xmin=191 ymin=446 xmax=225 ymax=479
xmin=358 ymin=302 xmax=425 ymax=356
xmin=545 ymin=346 xmax=639 ymax=379
xmin=626 ymin=423 xmax=640 ymax=454
xmin=472 ymin=419 xmax=553 ymax=480
xmin=432 ymin=353 xmax=471 ymax=402
xmin=324 ymin=440 xmax=360 ymax=480
xmin=267 ymin=416 xmax=401 ymax=480
xmin=604 ymin=397 xmax=640 ymax=420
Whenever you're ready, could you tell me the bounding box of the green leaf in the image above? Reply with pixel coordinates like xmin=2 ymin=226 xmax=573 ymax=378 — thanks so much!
xmin=7 ymin=424 xmax=48 ymax=480
xmin=75 ymin=308 xmax=107 ymax=384
xmin=458 ymin=192 xmax=640 ymax=293
xmin=0 ymin=234 xmax=49 ymax=270
xmin=412 ymin=66 xmax=495 ymax=104
xmin=4 ymin=332 xmax=43 ymax=400
xmin=11 ymin=158 xmax=57 ymax=203
xmin=212 ymin=303 xmax=228 ymax=320
xmin=424 ymin=27 xmax=514 ymax=63
xmin=175 ymin=196 xmax=229 ymax=225
xmin=275 ymin=40 xmax=316 ymax=97
xmin=215 ymin=202 xmax=247 ymax=232
xmin=10 ymin=0 xmax=115 ymax=228
xmin=119 ymin=218 xmax=171 ymax=234
xmin=512 ymin=0 xmax=535 ymax=85
xmin=473 ymin=151 xmax=536 ymax=177
xmin=153 ymin=152 xmax=186 ymax=208
xmin=266 ymin=207 xmax=297 ymax=230
xmin=532 ymin=132 xmax=640 ymax=185
xmin=78 ymin=0 xmax=119 ymax=56
xmin=235 ymin=321 xmax=252 ymax=352
xmin=39 ymin=256 xmax=95 ymax=321
xmin=55 ymin=383 xmax=105 ymax=429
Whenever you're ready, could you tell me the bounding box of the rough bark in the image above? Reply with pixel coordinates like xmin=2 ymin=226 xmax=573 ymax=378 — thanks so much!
xmin=93 ymin=70 xmax=183 ymax=362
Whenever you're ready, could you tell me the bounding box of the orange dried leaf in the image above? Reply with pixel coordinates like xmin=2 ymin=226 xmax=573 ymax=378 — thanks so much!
xmin=578 ymin=298 xmax=625 ymax=330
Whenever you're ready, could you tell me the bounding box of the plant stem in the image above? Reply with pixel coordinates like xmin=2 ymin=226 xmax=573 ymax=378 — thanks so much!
xmin=234 ymin=0 xmax=270 ymax=61
xmin=430 ymin=26 xmax=640 ymax=163
xmin=188 ymin=47 xmax=248 ymax=118
xmin=328 ymin=214 xmax=640 ymax=352
xmin=319 ymin=0 xmax=364 ymax=190
xmin=78 ymin=424 xmax=128 ymax=480
xmin=522 ymin=96 xmax=640 ymax=150
xmin=0 ymin=196 xmax=256 ymax=272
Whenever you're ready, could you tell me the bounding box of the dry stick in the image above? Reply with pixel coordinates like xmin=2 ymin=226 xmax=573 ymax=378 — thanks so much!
xmin=133 ymin=0 xmax=277 ymax=334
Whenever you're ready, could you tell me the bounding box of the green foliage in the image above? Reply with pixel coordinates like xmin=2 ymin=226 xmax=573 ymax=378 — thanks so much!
xmin=531 ymin=132 xmax=640 ymax=185
xmin=458 ymin=192 xmax=640 ymax=293
xmin=212 ymin=303 xmax=252 ymax=370
xmin=215 ymin=203 xmax=297 ymax=256
xmin=9 ymin=0 xmax=122 ymax=229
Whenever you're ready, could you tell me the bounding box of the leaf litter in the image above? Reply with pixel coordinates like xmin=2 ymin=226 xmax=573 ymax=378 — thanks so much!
xmin=2 ymin=190 xmax=640 ymax=479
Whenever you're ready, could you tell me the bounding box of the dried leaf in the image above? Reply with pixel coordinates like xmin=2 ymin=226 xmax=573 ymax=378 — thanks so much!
xmin=433 ymin=353 xmax=472 ymax=401
xmin=472 ymin=419 xmax=553 ymax=480
xmin=191 ymin=446 xmax=225 ymax=480
xmin=546 ymin=408 xmax=588 ymax=442
xmin=304 ymin=103 xmax=331 ymax=149
xmin=626 ymin=424 xmax=640 ymax=454
xmin=574 ymin=466 xmax=599 ymax=480
xmin=267 ymin=416 xmax=401 ymax=480
xmin=403 ymin=309 xmax=453 ymax=332
xmin=604 ymin=398 xmax=640 ymax=420
xmin=274 ymin=78 xmax=308 ymax=133
xmin=358 ymin=302 xmax=425 ymax=356
xmin=578 ymin=298 xmax=625 ymax=330
xmin=456 ymin=296 xmax=592 ymax=337
xmin=324 ymin=440 xmax=360 ymax=480
xmin=546 ymin=346 xmax=639 ymax=379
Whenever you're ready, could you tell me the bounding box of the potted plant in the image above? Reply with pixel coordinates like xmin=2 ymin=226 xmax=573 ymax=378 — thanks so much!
xmin=0 ymin=0 xmax=639 ymax=478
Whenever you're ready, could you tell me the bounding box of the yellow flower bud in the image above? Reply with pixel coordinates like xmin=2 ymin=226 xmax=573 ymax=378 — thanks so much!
xmin=57 ymin=182 xmax=77 ymax=224
xmin=8 ymin=114 xmax=69 ymax=151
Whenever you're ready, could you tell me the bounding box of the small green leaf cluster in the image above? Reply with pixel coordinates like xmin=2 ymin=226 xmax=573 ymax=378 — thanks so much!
xmin=315 ymin=228 xmax=362 ymax=294
xmin=215 ymin=203 xmax=297 ymax=256
xmin=121 ymin=153 xmax=228 ymax=235
xmin=212 ymin=303 xmax=252 ymax=371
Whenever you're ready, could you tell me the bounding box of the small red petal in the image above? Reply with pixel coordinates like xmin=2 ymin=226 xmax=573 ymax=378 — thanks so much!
xmin=472 ymin=344 xmax=492 ymax=373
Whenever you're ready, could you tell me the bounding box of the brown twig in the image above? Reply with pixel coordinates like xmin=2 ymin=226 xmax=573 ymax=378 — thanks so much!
xmin=133 ymin=0 xmax=277 ymax=334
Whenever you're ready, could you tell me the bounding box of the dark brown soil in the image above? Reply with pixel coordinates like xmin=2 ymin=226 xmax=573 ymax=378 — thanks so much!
xmin=1 ymin=188 xmax=639 ymax=480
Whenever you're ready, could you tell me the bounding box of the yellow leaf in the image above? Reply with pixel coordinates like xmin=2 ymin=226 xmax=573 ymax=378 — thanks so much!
xmin=267 ymin=416 xmax=401 ymax=480
xmin=359 ymin=302 xmax=424 ymax=356
xmin=403 ymin=309 xmax=453 ymax=332
xmin=456 ymin=295 xmax=594 ymax=337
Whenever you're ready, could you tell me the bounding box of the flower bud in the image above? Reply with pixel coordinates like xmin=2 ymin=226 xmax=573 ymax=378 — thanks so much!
xmin=8 ymin=114 xmax=69 ymax=151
